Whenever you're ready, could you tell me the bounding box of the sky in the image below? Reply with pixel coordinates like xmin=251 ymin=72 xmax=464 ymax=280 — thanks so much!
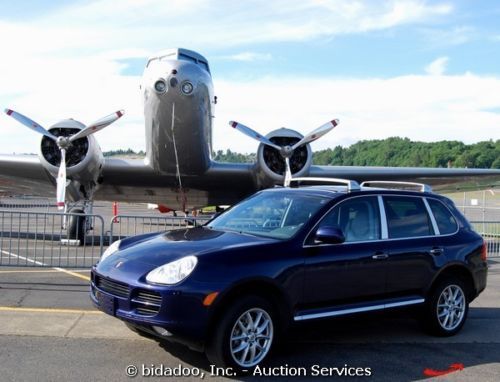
xmin=0 ymin=0 xmax=499 ymax=155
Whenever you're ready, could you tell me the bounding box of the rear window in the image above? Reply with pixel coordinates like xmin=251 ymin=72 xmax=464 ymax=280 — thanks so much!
xmin=427 ymin=198 xmax=458 ymax=235
xmin=383 ymin=196 xmax=433 ymax=238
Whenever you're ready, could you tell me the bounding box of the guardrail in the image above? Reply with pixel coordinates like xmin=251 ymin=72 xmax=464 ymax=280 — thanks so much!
xmin=109 ymin=214 xmax=212 ymax=242
xmin=0 ymin=211 xmax=104 ymax=268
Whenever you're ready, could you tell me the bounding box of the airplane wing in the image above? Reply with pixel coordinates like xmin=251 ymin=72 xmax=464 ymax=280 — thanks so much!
xmin=95 ymin=158 xmax=256 ymax=207
xmin=0 ymin=155 xmax=55 ymax=197
xmin=309 ymin=165 xmax=500 ymax=193
xmin=0 ymin=154 xmax=257 ymax=208
xmin=2 ymin=153 xmax=499 ymax=209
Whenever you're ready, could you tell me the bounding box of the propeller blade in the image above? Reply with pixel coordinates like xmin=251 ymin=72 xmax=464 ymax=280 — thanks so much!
xmin=229 ymin=121 xmax=281 ymax=151
xmin=56 ymin=148 xmax=67 ymax=210
xmin=4 ymin=108 xmax=58 ymax=140
xmin=69 ymin=110 xmax=124 ymax=142
xmin=284 ymin=157 xmax=292 ymax=187
xmin=291 ymin=119 xmax=339 ymax=151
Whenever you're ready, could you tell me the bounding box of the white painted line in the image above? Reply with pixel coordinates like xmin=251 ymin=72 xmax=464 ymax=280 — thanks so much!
xmin=0 ymin=250 xmax=90 ymax=281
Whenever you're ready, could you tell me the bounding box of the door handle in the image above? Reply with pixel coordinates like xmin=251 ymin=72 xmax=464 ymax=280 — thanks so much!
xmin=372 ymin=253 xmax=388 ymax=260
xmin=430 ymin=247 xmax=444 ymax=256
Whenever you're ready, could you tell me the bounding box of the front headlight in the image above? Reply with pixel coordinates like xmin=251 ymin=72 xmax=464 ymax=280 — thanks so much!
xmin=146 ymin=256 xmax=198 ymax=285
xmin=100 ymin=240 xmax=121 ymax=262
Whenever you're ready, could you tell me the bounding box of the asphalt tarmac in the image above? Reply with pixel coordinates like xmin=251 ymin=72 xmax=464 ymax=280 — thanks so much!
xmin=0 ymin=258 xmax=499 ymax=382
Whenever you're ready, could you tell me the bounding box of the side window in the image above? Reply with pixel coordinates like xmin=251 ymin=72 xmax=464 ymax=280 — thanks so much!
xmin=427 ymin=198 xmax=458 ymax=235
xmin=318 ymin=196 xmax=381 ymax=243
xmin=383 ymin=196 xmax=432 ymax=238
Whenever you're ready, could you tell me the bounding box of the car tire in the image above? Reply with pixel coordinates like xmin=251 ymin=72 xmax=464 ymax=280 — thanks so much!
xmin=421 ymin=277 xmax=469 ymax=337
xmin=206 ymin=295 xmax=277 ymax=371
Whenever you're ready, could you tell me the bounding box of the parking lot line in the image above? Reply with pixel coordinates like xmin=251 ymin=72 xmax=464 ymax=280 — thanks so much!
xmin=0 ymin=249 xmax=91 ymax=281
xmin=0 ymin=306 xmax=102 ymax=314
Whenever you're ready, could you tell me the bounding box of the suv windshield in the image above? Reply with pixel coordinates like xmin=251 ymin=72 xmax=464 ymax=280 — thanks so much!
xmin=207 ymin=191 xmax=330 ymax=239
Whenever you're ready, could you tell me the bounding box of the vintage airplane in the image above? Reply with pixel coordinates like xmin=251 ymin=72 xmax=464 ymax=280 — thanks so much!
xmin=1 ymin=48 xmax=499 ymax=233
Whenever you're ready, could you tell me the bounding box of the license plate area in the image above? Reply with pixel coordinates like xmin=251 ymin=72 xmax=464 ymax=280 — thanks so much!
xmin=96 ymin=290 xmax=116 ymax=316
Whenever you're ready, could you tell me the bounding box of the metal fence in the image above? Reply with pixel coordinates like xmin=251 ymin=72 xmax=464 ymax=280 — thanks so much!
xmin=0 ymin=211 xmax=104 ymax=268
xmin=470 ymin=221 xmax=500 ymax=256
xmin=109 ymin=214 xmax=212 ymax=241
xmin=0 ymin=209 xmax=498 ymax=269
xmin=0 ymin=196 xmax=52 ymax=212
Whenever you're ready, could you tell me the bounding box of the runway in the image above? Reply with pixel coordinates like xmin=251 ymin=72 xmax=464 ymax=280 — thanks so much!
xmin=0 ymin=260 xmax=499 ymax=381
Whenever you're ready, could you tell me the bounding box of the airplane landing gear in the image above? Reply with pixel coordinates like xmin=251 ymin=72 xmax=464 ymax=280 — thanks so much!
xmin=68 ymin=208 xmax=86 ymax=244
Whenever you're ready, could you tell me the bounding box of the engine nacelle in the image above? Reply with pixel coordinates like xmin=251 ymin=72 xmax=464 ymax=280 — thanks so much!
xmin=256 ymin=128 xmax=313 ymax=183
xmin=38 ymin=119 xmax=104 ymax=198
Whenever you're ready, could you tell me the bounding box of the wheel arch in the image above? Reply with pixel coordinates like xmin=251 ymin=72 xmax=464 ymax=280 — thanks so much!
xmin=426 ymin=263 xmax=476 ymax=301
xmin=206 ymin=277 xmax=293 ymax=336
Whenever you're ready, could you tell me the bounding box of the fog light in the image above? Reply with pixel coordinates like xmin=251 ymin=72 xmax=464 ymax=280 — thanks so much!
xmin=181 ymin=81 xmax=193 ymax=95
xmin=154 ymin=80 xmax=167 ymax=93
xmin=152 ymin=326 xmax=172 ymax=337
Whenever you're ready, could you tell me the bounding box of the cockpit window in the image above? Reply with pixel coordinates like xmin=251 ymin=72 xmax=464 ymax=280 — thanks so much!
xmin=179 ymin=53 xmax=198 ymax=64
xmin=199 ymin=61 xmax=210 ymax=73
xmin=147 ymin=52 xmax=210 ymax=73
xmin=159 ymin=53 xmax=176 ymax=61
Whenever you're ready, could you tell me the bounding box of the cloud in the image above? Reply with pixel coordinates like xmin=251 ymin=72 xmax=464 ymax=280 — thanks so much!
xmin=218 ymin=52 xmax=273 ymax=62
xmin=3 ymin=0 xmax=494 ymax=157
xmin=425 ymin=57 xmax=449 ymax=76
xmin=0 ymin=0 xmax=454 ymax=56
xmin=212 ymin=73 xmax=500 ymax=153
xmin=2 ymin=67 xmax=500 ymax=156
xmin=420 ymin=26 xmax=475 ymax=47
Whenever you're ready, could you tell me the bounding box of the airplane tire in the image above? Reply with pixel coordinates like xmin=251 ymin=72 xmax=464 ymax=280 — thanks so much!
xmin=68 ymin=208 xmax=86 ymax=245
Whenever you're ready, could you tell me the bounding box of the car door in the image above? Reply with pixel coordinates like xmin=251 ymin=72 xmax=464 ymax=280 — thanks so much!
xmin=382 ymin=195 xmax=440 ymax=298
xmin=302 ymin=195 xmax=388 ymax=309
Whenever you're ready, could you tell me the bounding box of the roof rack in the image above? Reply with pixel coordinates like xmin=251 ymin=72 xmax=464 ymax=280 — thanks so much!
xmin=360 ymin=180 xmax=432 ymax=193
xmin=289 ymin=177 xmax=361 ymax=192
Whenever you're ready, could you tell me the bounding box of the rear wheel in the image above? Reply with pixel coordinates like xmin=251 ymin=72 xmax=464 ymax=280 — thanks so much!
xmin=206 ymin=295 xmax=276 ymax=371
xmin=422 ymin=277 xmax=469 ymax=336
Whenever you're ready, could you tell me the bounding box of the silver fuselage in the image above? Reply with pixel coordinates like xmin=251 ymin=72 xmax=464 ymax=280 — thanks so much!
xmin=142 ymin=49 xmax=214 ymax=176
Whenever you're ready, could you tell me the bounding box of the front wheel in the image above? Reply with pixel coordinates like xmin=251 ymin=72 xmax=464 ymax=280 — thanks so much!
xmin=421 ymin=278 xmax=469 ymax=336
xmin=68 ymin=208 xmax=86 ymax=244
xmin=206 ymin=295 xmax=276 ymax=371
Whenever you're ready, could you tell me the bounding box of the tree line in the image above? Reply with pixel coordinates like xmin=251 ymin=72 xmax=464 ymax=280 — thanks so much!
xmin=104 ymin=138 xmax=500 ymax=169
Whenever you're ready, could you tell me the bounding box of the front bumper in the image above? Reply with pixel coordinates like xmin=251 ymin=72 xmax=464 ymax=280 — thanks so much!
xmin=90 ymin=267 xmax=213 ymax=347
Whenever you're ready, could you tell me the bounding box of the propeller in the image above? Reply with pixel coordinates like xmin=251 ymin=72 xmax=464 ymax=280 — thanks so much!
xmin=230 ymin=119 xmax=339 ymax=186
xmin=4 ymin=108 xmax=124 ymax=210
xmin=230 ymin=121 xmax=281 ymax=150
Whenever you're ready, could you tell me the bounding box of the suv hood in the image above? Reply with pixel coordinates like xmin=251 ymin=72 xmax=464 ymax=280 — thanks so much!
xmin=98 ymin=227 xmax=275 ymax=270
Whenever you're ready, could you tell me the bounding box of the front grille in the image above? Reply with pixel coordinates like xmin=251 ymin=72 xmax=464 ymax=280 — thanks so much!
xmin=131 ymin=290 xmax=162 ymax=316
xmin=95 ymin=276 xmax=130 ymax=298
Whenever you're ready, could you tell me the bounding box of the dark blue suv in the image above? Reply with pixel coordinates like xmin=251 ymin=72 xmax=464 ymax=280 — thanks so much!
xmin=91 ymin=179 xmax=488 ymax=370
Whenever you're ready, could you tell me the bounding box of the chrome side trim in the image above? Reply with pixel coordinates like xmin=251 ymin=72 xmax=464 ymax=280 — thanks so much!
xmin=293 ymin=298 xmax=425 ymax=321
xmin=384 ymin=299 xmax=425 ymax=309
xmin=378 ymin=195 xmax=388 ymax=239
xmin=423 ymin=197 xmax=440 ymax=235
